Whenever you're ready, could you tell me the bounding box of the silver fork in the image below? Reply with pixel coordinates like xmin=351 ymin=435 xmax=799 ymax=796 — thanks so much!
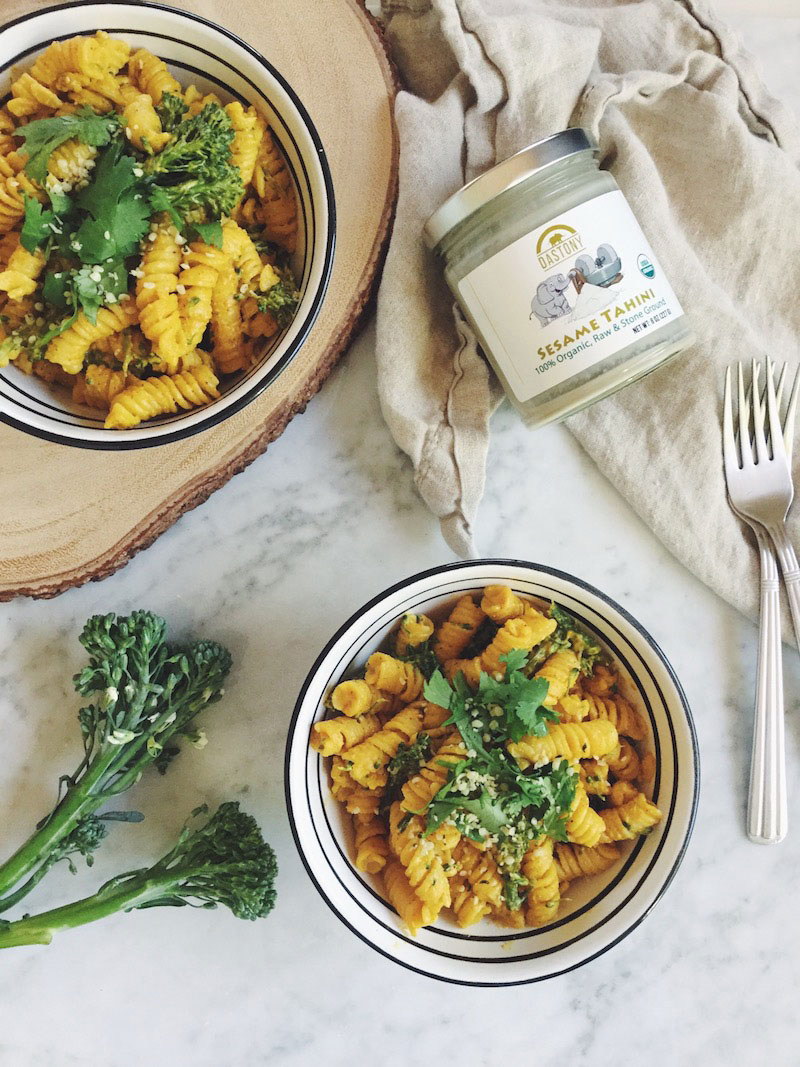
xmin=722 ymin=358 xmax=800 ymax=844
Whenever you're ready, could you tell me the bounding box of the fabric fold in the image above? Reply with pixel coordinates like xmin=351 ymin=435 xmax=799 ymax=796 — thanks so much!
xmin=376 ymin=0 xmax=800 ymax=624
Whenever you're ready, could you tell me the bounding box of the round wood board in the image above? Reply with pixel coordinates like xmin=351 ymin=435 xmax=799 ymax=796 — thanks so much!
xmin=0 ymin=0 xmax=398 ymax=600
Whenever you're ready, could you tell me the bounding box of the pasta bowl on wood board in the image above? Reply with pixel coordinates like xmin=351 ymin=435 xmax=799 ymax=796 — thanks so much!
xmin=0 ymin=1 xmax=335 ymax=446
xmin=286 ymin=560 xmax=699 ymax=986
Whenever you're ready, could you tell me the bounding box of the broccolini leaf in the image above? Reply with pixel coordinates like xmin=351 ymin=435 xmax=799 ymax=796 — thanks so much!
xmin=14 ymin=107 xmax=120 ymax=183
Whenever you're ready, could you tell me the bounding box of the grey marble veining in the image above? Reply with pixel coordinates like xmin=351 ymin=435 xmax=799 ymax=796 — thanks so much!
xmin=1 ymin=11 xmax=800 ymax=1066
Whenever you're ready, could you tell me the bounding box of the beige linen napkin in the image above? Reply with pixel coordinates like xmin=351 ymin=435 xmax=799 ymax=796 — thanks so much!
xmin=375 ymin=0 xmax=800 ymax=621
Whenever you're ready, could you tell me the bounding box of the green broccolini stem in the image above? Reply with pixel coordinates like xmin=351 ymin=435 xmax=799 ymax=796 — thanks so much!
xmin=0 ymin=873 xmax=186 ymax=948
xmin=0 ymin=747 xmax=118 ymax=907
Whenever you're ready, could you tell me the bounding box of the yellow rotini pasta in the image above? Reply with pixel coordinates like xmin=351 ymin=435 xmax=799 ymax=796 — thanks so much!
xmin=121 ymin=92 xmax=170 ymax=153
xmin=364 ymin=653 xmax=425 ymax=702
xmin=581 ymin=690 xmax=646 ymax=740
xmin=433 ymin=595 xmax=485 ymax=663
xmin=522 ymin=838 xmax=560 ymax=926
xmin=553 ymin=842 xmax=620 ymax=883
xmin=72 ymin=364 xmax=129 ymax=410
xmin=344 ymin=704 xmax=424 ymax=789
xmin=126 ymin=48 xmax=180 ymax=104
xmin=251 ymin=126 xmax=298 ymax=251
xmin=225 ymin=102 xmax=265 ymax=188
xmin=136 ymin=219 xmax=188 ymax=371
xmin=45 ymin=303 xmax=138 ymax=375
xmin=599 ymin=791 xmax=662 ymax=843
xmin=312 ymin=586 xmax=662 ymax=935
xmin=0 ymin=244 xmax=46 ymax=302
xmin=535 ymin=650 xmax=581 ymax=708
xmin=395 ymin=613 xmax=435 ymax=657
xmin=507 ymin=720 xmax=619 ymax=768
xmin=353 ymin=813 xmax=389 ymax=875
xmin=104 ymin=365 xmax=219 ymax=429
xmin=309 ymin=713 xmax=381 ymax=758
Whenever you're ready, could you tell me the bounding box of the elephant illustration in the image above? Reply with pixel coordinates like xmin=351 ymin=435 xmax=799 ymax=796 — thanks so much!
xmin=529 ymin=273 xmax=572 ymax=325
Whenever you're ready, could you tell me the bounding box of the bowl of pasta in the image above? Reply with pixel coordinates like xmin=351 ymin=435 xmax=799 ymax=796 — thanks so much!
xmin=286 ymin=559 xmax=699 ymax=986
xmin=0 ymin=4 xmax=334 ymax=446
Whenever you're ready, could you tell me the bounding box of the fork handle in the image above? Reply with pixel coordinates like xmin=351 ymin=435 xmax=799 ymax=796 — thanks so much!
xmin=748 ymin=528 xmax=787 ymax=844
xmin=769 ymin=525 xmax=800 ymax=655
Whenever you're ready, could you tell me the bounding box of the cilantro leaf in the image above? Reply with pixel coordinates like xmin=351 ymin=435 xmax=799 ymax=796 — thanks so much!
xmin=423 ymin=670 xmax=453 ymax=712
xmin=15 ymin=108 xmax=120 ymax=184
xmin=189 ymin=219 xmax=223 ymax=249
xmin=20 ymin=196 xmax=56 ymax=253
xmin=42 ymin=271 xmax=71 ymax=309
xmin=73 ymin=146 xmax=151 ymax=263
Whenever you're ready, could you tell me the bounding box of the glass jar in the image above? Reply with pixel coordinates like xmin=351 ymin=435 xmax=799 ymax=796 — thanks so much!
xmin=424 ymin=129 xmax=694 ymax=428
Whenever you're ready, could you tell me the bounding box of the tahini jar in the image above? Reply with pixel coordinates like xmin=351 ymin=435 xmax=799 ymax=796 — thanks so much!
xmin=424 ymin=129 xmax=693 ymax=427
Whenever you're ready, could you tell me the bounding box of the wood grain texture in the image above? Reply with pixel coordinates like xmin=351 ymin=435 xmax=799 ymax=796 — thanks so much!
xmin=0 ymin=0 xmax=398 ymax=600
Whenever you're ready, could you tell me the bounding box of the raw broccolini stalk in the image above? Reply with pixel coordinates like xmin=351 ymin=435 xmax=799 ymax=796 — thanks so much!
xmin=0 ymin=612 xmax=232 ymax=914
xmin=0 ymin=803 xmax=277 ymax=949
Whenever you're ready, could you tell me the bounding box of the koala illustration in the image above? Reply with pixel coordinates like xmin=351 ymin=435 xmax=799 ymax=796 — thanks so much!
xmin=529 ymin=273 xmax=571 ymax=325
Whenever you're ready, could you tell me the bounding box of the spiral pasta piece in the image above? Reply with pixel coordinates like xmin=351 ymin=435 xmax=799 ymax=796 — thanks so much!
xmin=582 ymin=665 xmax=617 ymax=696
xmin=0 ymin=160 xmax=44 ymax=234
xmin=136 ymin=220 xmax=188 ymax=370
xmin=449 ymin=839 xmax=503 ymax=927
xmin=46 ymin=139 xmax=97 ymax=194
xmin=225 ymin=101 xmax=265 ymax=188
xmin=251 ymin=127 xmax=297 ymax=251
xmin=72 ymin=364 xmax=129 ymax=410
xmin=535 ymin=650 xmax=580 ymax=708
xmin=557 ymin=694 xmax=590 ymax=723
xmin=389 ymin=803 xmax=454 ymax=925
xmin=553 ymin=842 xmax=620 ymax=883
xmin=222 ymin=218 xmax=263 ymax=284
xmin=209 ymin=256 xmax=246 ymax=374
xmin=608 ymin=781 xmax=640 ymax=808
xmin=395 ymin=613 xmax=435 ymax=657
xmin=364 ymin=653 xmax=425 ymax=702
xmin=330 ymin=679 xmax=389 ymax=718
xmin=400 ymin=731 xmax=466 ymax=814
xmin=121 ymin=92 xmax=170 ymax=153
xmin=419 ymin=699 xmax=450 ymax=738
xmin=7 ymin=72 xmax=61 ymax=118
xmin=309 ymin=712 xmax=381 ymax=758
xmin=491 ymin=903 xmax=526 ymax=928
xmin=606 ymin=739 xmax=640 ymax=782
xmin=0 ymin=245 xmax=45 ymax=302
xmin=31 ymin=32 xmax=130 ymax=88
xmin=45 ymin=303 xmax=137 ymax=375
xmin=566 ymin=781 xmax=605 ymax=847
xmin=522 ymin=838 xmax=560 ymax=926
xmin=383 ymin=861 xmax=426 ymax=936
xmin=580 ymin=758 xmax=611 ymax=797
xmin=433 ymin=595 xmax=485 ymax=663
xmin=353 ymin=813 xmax=389 ymax=874
xmin=508 ymin=720 xmax=618 ymax=769
xmin=345 ymin=704 xmax=425 ymax=789
xmin=599 ymin=792 xmax=662 ymax=843
xmin=179 ymin=241 xmax=226 ymax=349
xmin=127 ymin=48 xmax=180 ymax=104
xmin=449 ymin=609 xmax=558 ymax=686
xmin=581 ymin=691 xmax=646 ymax=740
xmin=329 ymin=757 xmax=381 ymax=816
xmin=104 ymin=365 xmax=220 ymax=429
xmin=480 ymin=584 xmax=527 ymax=623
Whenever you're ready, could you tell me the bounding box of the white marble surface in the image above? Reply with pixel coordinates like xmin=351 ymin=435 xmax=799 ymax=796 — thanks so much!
xmin=2 ymin=7 xmax=800 ymax=1066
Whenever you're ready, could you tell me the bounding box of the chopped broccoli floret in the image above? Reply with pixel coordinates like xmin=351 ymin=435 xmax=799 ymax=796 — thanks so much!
xmin=156 ymin=91 xmax=188 ymax=132
xmin=145 ymin=102 xmax=243 ymax=221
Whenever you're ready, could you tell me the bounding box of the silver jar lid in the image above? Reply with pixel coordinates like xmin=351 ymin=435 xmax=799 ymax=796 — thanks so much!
xmin=423 ymin=128 xmax=598 ymax=249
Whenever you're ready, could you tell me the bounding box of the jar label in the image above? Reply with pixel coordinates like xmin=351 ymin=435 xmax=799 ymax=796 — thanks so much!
xmin=456 ymin=190 xmax=685 ymax=405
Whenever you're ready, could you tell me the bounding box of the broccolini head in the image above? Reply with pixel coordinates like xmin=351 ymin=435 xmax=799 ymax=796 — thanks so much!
xmin=152 ymin=802 xmax=278 ymax=920
xmin=256 ymin=275 xmax=300 ymax=329
xmin=74 ymin=611 xmax=169 ymax=696
xmin=144 ymin=101 xmax=243 ymax=221
xmin=156 ymin=91 xmax=187 ymax=133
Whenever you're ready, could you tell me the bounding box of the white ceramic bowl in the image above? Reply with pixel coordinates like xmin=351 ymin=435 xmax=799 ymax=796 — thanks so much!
xmin=286 ymin=560 xmax=699 ymax=986
xmin=0 ymin=1 xmax=335 ymax=448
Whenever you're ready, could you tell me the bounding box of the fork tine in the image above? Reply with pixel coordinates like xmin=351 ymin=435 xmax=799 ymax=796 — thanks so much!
xmin=783 ymin=364 xmax=800 ymax=462
xmin=775 ymin=363 xmax=787 ymax=409
xmin=723 ymin=366 xmax=739 ymax=470
xmin=765 ymin=357 xmax=787 ymax=462
xmin=752 ymin=359 xmax=769 ymax=463
xmin=737 ymin=362 xmax=753 ymax=466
